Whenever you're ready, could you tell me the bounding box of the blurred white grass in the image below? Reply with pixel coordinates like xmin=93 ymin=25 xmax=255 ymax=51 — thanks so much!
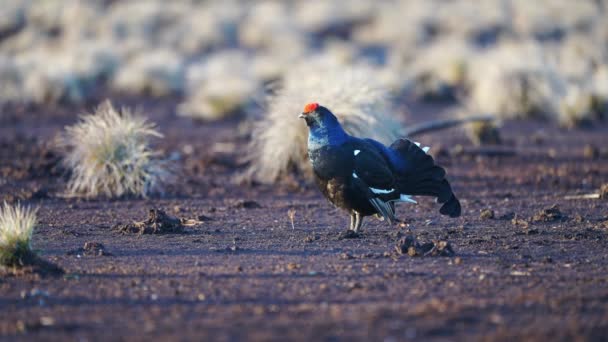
xmin=558 ymin=84 xmax=598 ymax=128
xmin=454 ymin=109 xmax=503 ymax=146
xmin=238 ymin=1 xmax=307 ymax=54
xmin=0 ymin=2 xmax=26 ymax=39
xmin=467 ymin=41 xmax=567 ymax=121
xmin=593 ymin=66 xmax=608 ymax=107
xmin=352 ymin=0 xmax=434 ymax=47
xmin=112 ymin=48 xmax=184 ymax=96
xmin=245 ymin=57 xmax=402 ymax=183
xmin=0 ymin=0 xmax=606 ymax=131
xmin=465 ymin=38 xmax=608 ymax=127
xmin=179 ymin=50 xmax=260 ymax=121
xmin=104 ymin=1 xmax=242 ymax=55
xmin=432 ymin=1 xmax=509 ymax=41
xmin=292 ymin=0 xmax=375 ymax=34
xmin=0 ymin=37 xmax=118 ymax=104
xmin=60 ymin=101 xmax=171 ymax=198
xmin=405 ymin=38 xmax=478 ymax=100
xmin=510 ymin=0 xmax=599 ymax=39
xmin=0 ymin=202 xmax=37 ymax=267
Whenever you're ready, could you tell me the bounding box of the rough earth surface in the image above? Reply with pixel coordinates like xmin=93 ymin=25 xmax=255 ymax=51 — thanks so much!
xmin=1 ymin=98 xmax=608 ymax=341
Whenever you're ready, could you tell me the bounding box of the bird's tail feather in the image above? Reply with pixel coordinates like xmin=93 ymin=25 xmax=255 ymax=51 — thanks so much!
xmin=390 ymin=139 xmax=461 ymax=217
xmin=369 ymin=198 xmax=397 ymax=223
xmin=439 ymin=194 xmax=461 ymax=218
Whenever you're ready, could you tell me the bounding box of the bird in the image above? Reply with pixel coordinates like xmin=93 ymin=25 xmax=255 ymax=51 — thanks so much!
xmin=300 ymin=102 xmax=461 ymax=237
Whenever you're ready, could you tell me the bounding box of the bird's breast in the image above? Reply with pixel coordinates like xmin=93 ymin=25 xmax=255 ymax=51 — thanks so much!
xmin=308 ymin=145 xmax=354 ymax=180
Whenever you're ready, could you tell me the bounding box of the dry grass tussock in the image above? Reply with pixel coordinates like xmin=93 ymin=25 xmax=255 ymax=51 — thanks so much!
xmin=0 ymin=202 xmax=37 ymax=267
xmin=59 ymin=101 xmax=171 ymax=198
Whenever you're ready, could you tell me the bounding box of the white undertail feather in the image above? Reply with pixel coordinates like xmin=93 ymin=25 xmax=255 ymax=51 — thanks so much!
xmin=354 ymin=149 xmax=361 ymax=155
xmin=414 ymin=141 xmax=431 ymax=153
xmin=398 ymin=194 xmax=417 ymax=203
xmin=370 ymin=187 xmax=394 ymax=194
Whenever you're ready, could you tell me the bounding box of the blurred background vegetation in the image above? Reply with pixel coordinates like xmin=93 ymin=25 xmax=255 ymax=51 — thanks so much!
xmin=1 ymin=0 xmax=606 ymax=131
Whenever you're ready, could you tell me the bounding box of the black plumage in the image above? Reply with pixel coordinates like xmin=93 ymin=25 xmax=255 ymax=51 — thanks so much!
xmin=300 ymin=103 xmax=461 ymax=234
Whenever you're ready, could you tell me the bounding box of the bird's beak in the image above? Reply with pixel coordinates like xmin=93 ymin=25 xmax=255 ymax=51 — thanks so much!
xmin=298 ymin=113 xmax=306 ymax=119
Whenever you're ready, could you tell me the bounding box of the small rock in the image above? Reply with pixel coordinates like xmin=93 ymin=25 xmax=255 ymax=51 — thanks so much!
xmin=530 ymin=132 xmax=545 ymax=145
xmin=67 ymin=241 xmax=112 ymax=257
xmin=425 ymin=240 xmax=455 ymax=257
xmin=451 ymin=144 xmax=465 ymax=156
xmin=395 ymin=235 xmax=455 ymax=257
xmin=339 ymin=253 xmax=354 ymax=260
xmin=395 ymin=235 xmax=417 ymax=255
xmin=232 ymin=200 xmax=262 ymax=209
xmin=532 ymin=205 xmax=565 ymax=222
xmin=338 ymin=230 xmax=360 ymax=239
xmin=346 ymin=281 xmax=363 ymax=291
xmin=525 ymin=228 xmax=539 ymax=235
xmin=197 ymin=214 xmax=213 ymax=221
xmin=480 ymin=209 xmax=495 ymax=220
xmin=499 ymin=212 xmax=515 ymax=220
xmin=39 ymin=317 xmax=55 ymax=326
xmin=600 ymin=184 xmax=608 ymax=200
xmin=583 ymin=144 xmax=600 ymax=159
xmin=511 ymin=215 xmax=529 ymax=228
xmin=304 ymin=234 xmax=320 ymax=243
xmin=114 ymin=209 xmax=198 ymax=234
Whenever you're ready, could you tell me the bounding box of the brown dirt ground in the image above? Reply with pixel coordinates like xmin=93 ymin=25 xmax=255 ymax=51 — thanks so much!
xmin=1 ymin=97 xmax=608 ymax=341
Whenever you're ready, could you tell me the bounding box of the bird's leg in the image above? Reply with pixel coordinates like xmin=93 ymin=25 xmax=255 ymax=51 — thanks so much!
xmin=340 ymin=212 xmax=362 ymax=239
xmin=352 ymin=211 xmax=363 ymax=233
xmin=349 ymin=212 xmax=356 ymax=231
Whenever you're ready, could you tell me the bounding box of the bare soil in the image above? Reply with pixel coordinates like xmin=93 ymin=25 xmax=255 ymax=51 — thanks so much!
xmin=1 ymin=98 xmax=608 ymax=341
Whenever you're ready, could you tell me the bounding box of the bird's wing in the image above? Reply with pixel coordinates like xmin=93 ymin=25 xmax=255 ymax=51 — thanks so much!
xmin=352 ymin=147 xmax=394 ymax=190
xmin=351 ymin=147 xmax=398 ymax=223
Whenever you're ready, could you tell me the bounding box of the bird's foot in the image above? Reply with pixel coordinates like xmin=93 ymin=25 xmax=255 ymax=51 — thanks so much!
xmin=396 ymin=220 xmax=408 ymax=229
xmin=338 ymin=229 xmax=361 ymax=239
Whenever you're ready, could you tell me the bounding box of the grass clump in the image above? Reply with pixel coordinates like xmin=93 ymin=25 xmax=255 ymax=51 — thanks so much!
xmin=0 ymin=202 xmax=37 ymax=267
xmin=60 ymin=100 xmax=170 ymax=198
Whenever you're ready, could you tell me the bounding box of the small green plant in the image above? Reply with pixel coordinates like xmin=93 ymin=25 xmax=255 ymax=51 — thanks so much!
xmin=0 ymin=202 xmax=37 ymax=267
xmin=60 ymin=100 xmax=170 ymax=198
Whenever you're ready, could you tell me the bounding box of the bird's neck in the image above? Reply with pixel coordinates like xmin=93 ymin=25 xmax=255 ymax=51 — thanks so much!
xmin=307 ymin=124 xmax=348 ymax=151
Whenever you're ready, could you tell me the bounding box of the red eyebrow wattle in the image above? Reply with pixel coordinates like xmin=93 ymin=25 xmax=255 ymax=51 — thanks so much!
xmin=303 ymin=102 xmax=319 ymax=113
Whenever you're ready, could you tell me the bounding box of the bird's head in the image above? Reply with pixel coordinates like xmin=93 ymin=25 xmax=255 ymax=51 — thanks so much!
xmin=299 ymin=102 xmax=347 ymax=149
xmin=299 ymin=102 xmax=340 ymax=129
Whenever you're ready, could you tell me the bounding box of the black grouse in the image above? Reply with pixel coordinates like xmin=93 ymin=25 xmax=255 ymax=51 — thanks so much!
xmin=300 ymin=102 xmax=461 ymax=235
